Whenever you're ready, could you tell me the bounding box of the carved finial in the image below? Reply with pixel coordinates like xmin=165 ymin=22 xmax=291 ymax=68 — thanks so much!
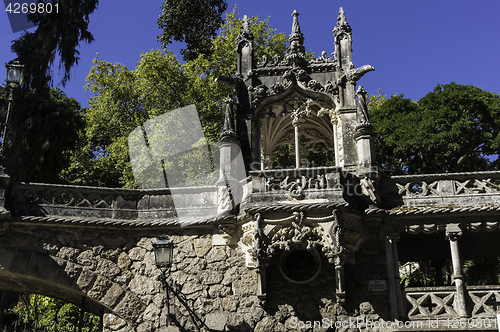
xmin=285 ymin=10 xmax=306 ymax=67
xmin=237 ymin=14 xmax=253 ymax=43
xmin=291 ymin=10 xmax=302 ymax=35
xmin=289 ymin=10 xmax=305 ymax=52
xmin=333 ymin=7 xmax=352 ymax=38
xmin=242 ymin=15 xmax=250 ymax=34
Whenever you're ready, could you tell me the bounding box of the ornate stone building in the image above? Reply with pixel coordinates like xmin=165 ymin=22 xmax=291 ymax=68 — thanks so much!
xmin=1 ymin=7 xmax=500 ymax=332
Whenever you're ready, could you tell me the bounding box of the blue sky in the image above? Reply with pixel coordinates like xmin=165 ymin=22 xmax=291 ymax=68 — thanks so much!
xmin=1 ymin=0 xmax=500 ymax=109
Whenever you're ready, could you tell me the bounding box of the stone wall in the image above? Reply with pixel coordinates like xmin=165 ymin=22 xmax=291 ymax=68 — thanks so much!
xmin=0 ymin=223 xmax=391 ymax=332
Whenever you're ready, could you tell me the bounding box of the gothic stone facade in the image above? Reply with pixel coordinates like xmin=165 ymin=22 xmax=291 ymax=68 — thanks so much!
xmin=1 ymin=8 xmax=500 ymax=332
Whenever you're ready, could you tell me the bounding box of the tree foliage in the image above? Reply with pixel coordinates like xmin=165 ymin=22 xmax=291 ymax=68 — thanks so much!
xmin=157 ymin=0 xmax=227 ymax=61
xmin=369 ymin=83 xmax=500 ymax=174
xmin=11 ymin=0 xmax=98 ymax=91
xmin=0 ymin=86 xmax=83 ymax=183
xmin=64 ymin=11 xmax=287 ymax=188
xmin=3 ymin=293 xmax=99 ymax=331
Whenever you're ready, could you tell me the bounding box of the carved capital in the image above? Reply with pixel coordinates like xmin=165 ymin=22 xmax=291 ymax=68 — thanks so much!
xmin=445 ymin=224 xmax=462 ymax=241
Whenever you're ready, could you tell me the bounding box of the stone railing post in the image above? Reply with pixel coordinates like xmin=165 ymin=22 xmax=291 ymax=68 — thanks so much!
xmin=446 ymin=224 xmax=468 ymax=318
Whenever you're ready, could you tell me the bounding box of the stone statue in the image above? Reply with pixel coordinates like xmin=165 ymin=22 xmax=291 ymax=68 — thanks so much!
xmin=356 ymin=85 xmax=370 ymax=124
xmin=223 ymin=96 xmax=235 ymax=133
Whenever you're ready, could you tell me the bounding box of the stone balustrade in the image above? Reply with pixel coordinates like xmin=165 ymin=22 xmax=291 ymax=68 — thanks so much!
xmin=405 ymin=285 xmax=500 ymax=320
xmin=8 ymin=182 xmax=218 ymax=222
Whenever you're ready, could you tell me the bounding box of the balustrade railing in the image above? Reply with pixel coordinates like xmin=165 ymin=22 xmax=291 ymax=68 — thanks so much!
xmin=405 ymin=285 xmax=500 ymax=320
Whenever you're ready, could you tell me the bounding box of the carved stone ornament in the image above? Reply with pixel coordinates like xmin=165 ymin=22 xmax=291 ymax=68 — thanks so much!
xmin=247 ymin=210 xmax=344 ymax=268
xmin=249 ymin=67 xmax=343 ymax=108
xmin=251 ymin=213 xmax=273 ymax=273
xmin=241 ymin=210 xmax=347 ymax=301
xmin=333 ymin=7 xmax=352 ymax=39
xmin=256 ymin=94 xmax=336 ymax=164
xmin=218 ymin=223 xmax=237 ymax=244
xmin=394 ymin=178 xmax=500 ymax=198
xmin=360 ymin=177 xmax=380 ymax=206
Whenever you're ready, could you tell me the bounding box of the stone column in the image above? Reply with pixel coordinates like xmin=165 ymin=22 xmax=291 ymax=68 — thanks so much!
xmin=261 ymin=155 xmax=272 ymax=170
xmin=294 ymin=122 xmax=300 ymax=168
xmin=446 ymin=224 xmax=468 ymax=318
xmin=385 ymin=233 xmax=400 ymax=320
xmin=217 ymin=98 xmax=243 ymax=217
xmin=391 ymin=235 xmax=405 ymax=318
xmin=290 ymin=106 xmax=310 ymax=169
xmin=332 ymin=122 xmax=339 ymax=167
xmin=257 ymin=267 xmax=267 ymax=303
xmin=334 ymin=255 xmax=346 ymax=303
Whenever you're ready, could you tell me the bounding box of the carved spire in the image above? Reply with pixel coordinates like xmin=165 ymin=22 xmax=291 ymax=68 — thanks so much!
xmin=333 ymin=7 xmax=352 ymax=38
xmin=333 ymin=7 xmax=353 ymax=72
xmin=239 ymin=15 xmax=252 ymax=40
xmin=285 ymin=10 xmax=307 ymax=67
xmin=236 ymin=15 xmax=254 ymax=78
xmin=290 ymin=10 xmax=304 ymax=47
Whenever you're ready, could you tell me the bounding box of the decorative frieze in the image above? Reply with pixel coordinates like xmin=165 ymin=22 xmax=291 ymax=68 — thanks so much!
xmin=251 ymin=167 xmax=341 ymax=193
xmin=12 ymin=183 xmax=116 ymax=209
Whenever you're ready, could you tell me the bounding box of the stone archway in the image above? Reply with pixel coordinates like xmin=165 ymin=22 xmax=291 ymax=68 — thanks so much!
xmin=252 ymin=86 xmax=338 ymax=169
xmin=0 ymin=224 xmax=158 ymax=332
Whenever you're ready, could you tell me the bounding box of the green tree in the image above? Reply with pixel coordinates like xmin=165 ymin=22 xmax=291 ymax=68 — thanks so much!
xmin=157 ymin=0 xmax=227 ymax=61
xmin=369 ymin=83 xmax=500 ymax=174
xmin=62 ymin=51 xmax=191 ymax=188
xmin=3 ymin=0 xmax=97 ymax=183
xmin=65 ymin=11 xmax=287 ymax=188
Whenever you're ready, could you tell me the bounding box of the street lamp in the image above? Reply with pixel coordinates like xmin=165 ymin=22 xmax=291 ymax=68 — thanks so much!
xmin=153 ymin=234 xmax=174 ymax=269
xmin=2 ymin=61 xmax=24 ymax=169
xmin=5 ymin=60 xmax=24 ymax=86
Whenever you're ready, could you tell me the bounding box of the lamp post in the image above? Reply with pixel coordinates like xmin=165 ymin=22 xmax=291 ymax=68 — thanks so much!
xmin=153 ymin=235 xmax=208 ymax=330
xmin=153 ymin=235 xmax=174 ymax=324
xmin=2 ymin=60 xmax=24 ymax=165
